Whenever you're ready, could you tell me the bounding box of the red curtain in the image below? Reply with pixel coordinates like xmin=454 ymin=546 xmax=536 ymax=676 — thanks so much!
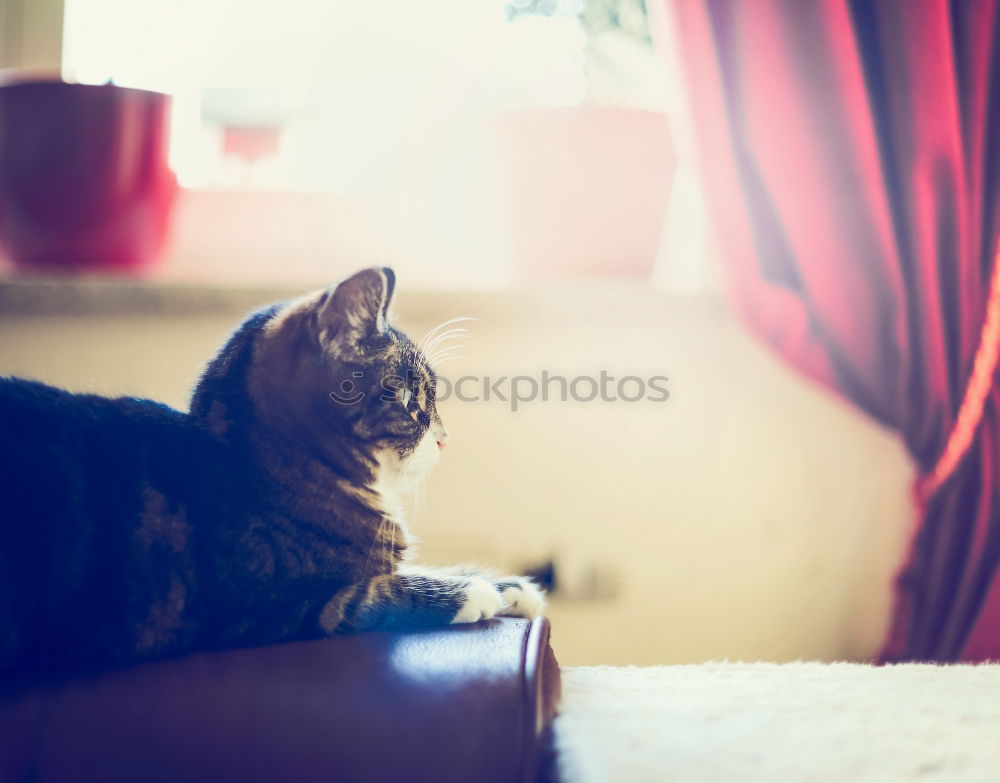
xmin=663 ymin=0 xmax=1000 ymax=660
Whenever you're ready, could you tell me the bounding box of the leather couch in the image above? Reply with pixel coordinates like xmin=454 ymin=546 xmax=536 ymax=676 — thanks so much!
xmin=1 ymin=617 xmax=560 ymax=783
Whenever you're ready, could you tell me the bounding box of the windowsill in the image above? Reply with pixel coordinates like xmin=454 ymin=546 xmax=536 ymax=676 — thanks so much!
xmin=0 ymin=274 xmax=724 ymax=321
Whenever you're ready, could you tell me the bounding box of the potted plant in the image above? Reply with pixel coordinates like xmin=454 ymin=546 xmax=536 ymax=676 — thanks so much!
xmin=0 ymin=78 xmax=177 ymax=273
xmin=495 ymin=0 xmax=676 ymax=281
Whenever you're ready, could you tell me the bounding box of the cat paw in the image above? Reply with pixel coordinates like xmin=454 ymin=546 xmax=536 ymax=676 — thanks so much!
xmin=451 ymin=577 xmax=503 ymax=624
xmin=496 ymin=577 xmax=546 ymax=619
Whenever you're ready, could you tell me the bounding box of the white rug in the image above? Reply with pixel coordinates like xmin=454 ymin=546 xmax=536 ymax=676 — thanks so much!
xmin=553 ymin=663 xmax=1000 ymax=783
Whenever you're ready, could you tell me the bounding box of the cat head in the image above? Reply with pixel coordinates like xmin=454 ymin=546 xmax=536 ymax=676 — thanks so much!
xmin=192 ymin=267 xmax=447 ymax=490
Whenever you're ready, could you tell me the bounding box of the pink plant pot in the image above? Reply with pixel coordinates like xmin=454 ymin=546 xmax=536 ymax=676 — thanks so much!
xmin=492 ymin=106 xmax=676 ymax=281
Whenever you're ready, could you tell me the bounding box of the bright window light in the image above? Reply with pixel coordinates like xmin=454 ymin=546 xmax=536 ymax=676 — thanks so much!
xmin=62 ymin=0 xmax=586 ymax=192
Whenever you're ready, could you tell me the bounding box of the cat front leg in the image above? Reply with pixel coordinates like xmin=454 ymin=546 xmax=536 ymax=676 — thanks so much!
xmin=317 ymin=569 xmax=505 ymax=634
xmin=400 ymin=564 xmax=546 ymax=620
xmin=493 ymin=577 xmax=546 ymax=619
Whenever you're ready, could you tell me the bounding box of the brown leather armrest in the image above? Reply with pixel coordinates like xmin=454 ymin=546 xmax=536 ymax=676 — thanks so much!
xmin=0 ymin=617 xmax=560 ymax=783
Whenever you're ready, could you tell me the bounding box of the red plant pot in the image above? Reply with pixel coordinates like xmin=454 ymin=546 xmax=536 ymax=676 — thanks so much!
xmin=0 ymin=80 xmax=177 ymax=273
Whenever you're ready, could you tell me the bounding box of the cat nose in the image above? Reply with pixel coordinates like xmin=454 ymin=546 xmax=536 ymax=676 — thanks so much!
xmin=436 ymin=429 xmax=449 ymax=450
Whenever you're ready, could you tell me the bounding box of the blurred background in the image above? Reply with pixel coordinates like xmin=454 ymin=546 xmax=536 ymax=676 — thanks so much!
xmin=0 ymin=0 xmax=913 ymax=664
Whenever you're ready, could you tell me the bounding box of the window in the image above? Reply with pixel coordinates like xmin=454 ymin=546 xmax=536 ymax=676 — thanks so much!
xmin=40 ymin=1 xmax=710 ymax=289
xmin=62 ymin=0 xmax=590 ymax=192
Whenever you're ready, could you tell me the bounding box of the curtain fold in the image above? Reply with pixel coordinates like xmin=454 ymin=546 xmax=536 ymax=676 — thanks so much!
xmin=663 ymin=0 xmax=1000 ymax=660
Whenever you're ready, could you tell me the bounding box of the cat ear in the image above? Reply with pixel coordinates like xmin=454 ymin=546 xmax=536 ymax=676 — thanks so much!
xmin=314 ymin=267 xmax=395 ymax=353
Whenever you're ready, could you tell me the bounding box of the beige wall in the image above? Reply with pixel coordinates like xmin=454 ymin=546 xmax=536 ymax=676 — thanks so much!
xmin=0 ymin=288 xmax=913 ymax=665
xmin=0 ymin=0 xmax=63 ymax=71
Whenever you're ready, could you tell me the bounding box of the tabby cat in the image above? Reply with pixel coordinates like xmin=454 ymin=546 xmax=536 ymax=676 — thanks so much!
xmin=0 ymin=267 xmax=542 ymax=679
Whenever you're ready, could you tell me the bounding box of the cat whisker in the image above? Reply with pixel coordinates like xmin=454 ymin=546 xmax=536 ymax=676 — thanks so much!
xmin=424 ymin=336 xmax=466 ymax=356
xmin=422 ymin=329 xmax=470 ymax=357
xmin=427 ymin=340 xmax=467 ymax=361
xmin=425 ymin=327 xmax=469 ymax=343
xmin=427 ymin=342 xmax=466 ymax=364
xmin=419 ymin=316 xmax=476 ymax=344
xmin=418 ymin=317 xmax=477 ymax=351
